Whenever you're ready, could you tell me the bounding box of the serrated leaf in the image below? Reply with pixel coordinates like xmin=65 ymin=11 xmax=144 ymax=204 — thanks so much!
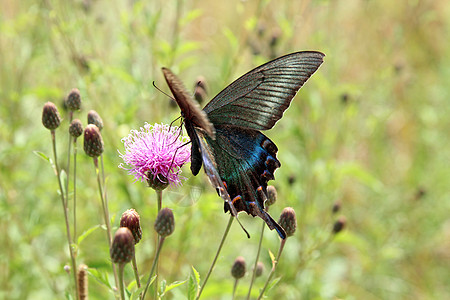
xmin=130 ymin=286 xmax=146 ymax=300
xmin=267 ymin=276 xmax=281 ymax=293
xmin=191 ymin=266 xmax=200 ymax=286
xmin=77 ymin=225 xmax=100 ymax=245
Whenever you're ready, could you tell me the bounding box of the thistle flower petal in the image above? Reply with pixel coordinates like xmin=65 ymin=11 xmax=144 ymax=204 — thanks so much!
xmin=119 ymin=123 xmax=191 ymax=187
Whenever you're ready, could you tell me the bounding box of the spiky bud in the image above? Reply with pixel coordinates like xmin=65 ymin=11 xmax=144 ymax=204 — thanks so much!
xmin=266 ymin=185 xmax=277 ymax=207
xmin=147 ymin=172 xmax=169 ymax=191
xmin=69 ymin=119 xmax=83 ymax=138
xmin=66 ymin=88 xmax=82 ymax=111
xmin=77 ymin=264 xmax=88 ymax=300
xmin=42 ymin=102 xmax=61 ymax=130
xmin=154 ymin=208 xmax=175 ymax=237
xmin=255 ymin=261 xmax=265 ymax=277
xmin=332 ymin=216 xmax=347 ymax=235
xmin=110 ymin=228 xmax=135 ymax=264
xmin=120 ymin=209 xmax=142 ymax=244
xmin=231 ymin=256 xmax=246 ymax=279
xmin=83 ymin=124 xmax=104 ymax=157
xmin=87 ymin=110 xmax=103 ymax=131
xmin=278 ymin=207 xmax=297 ymax=237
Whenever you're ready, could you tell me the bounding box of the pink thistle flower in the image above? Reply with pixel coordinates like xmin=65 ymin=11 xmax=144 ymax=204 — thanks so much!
xmin=119 ymin=123 xmax=191 ymax=187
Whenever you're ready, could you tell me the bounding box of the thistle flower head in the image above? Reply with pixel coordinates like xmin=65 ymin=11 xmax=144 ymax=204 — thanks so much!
xmin=87 ymin=110 xmax=103 ymax=131
xmin=69 ymin=119 xmax=83 ymax=138
xmin=66 ymin=88 xmax=81 ymax=111
xmin=119 ymin=123 xmax=190 ymax=187
xmin=42 ymin=102 xmax=61 ymax=130
xmin=278 ymin=207 xmax=297 ymax=237
xmin=266 ymin=185 xmax=277 ymax=207
xmin=231 ymin=256 xmax=246 ymax=279
xmin=110 ymin=227 xmax=135 ymax=264
xmin=154 ymin=207 xmax=175 ymax=237
xmin=332 ymin=216 xmax=347 ymax=234
xmin=83 ymin=124 xmax=104 ymax=157
xmin=120 ymin=208 xmax=142 ymax=244
xmin=255 ymin=261 xmax=265 ymax=277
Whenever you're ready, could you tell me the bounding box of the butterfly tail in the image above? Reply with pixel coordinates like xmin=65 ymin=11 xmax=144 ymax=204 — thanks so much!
xmin=260 ymin=210 xmax=286 ymax=240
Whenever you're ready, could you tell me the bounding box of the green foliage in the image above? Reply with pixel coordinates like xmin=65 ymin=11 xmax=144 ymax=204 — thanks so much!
xmin=1 ymin=0 xmax=450 ymax=299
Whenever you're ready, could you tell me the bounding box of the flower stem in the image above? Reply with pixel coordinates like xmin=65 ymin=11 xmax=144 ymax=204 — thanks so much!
xmin=232 ymin=278 xmax=239 ymax=300
xmin=51 ymin=130 xmax=79 ymax=300
xmin=155 ymin=189 xmax=162 ymax=299
xmin=72 ymin=137 xmax=78 ymax=241
xmin=142 ymin=236 xmax=166 ymax=299
xmin=196 ymin=215 xmax=234 ymax=300
xmin=257 ymin=238 xmax=287 ymax=300
xmin=247 ymin=220 xmax=265 ymax=299
xmin=117 ymin=263 xmax=125 ymax=300
xmin=93 ymin=157 xmax=119 ymax=295
xmin=131 ymin=255 xmax=141 ymax=296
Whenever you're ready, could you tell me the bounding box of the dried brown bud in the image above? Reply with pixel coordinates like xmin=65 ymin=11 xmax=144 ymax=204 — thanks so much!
xmin=231 ymin=256 xmax=246 ymax=279
xmin=110 ymin=228 xmax=135 ymax=264
xmin=255 ymin=261 xmax=265 ymax=277
xmin=83 ymin=124 xmax=104 ymax=157
xmin=147 ymin=172 xmax=169 ymax=191
xmin=77 ymin=264 xmax=88 ymax=300
xmin=332 ymin=216 xmax=347 ymax=234
xmin=87 ymin=110 xmax=103 ymax=131
xmin=332 ymin=200 xmax=341 ymax=214
xmin=278 ymin=207 xmax=297 ymax=237
xmin=69 ymin=119 xmax=83 ymax=138
xmin=266 ymin=185 xmax=277 ymax=207
xmin=154 ymin=208 xmax=175 ymax=237
xmin=66 ymin=88 xmax=82 ymax=111
xmin=120 ymin=209 xmax=142 ymax=244
xmin=42 ymin=102 xmax=61 ymax=130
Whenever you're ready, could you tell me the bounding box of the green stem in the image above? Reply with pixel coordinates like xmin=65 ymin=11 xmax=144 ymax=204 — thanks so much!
xmin=142 ymin=236 xmax=166 ymax=299
xmin=247 ymin=220 xmax=265 ymax=299
xmin=131 ymin=255 xmax=141 ymax=297
xmin=73 ymin=137 xmax=78 ymax=241
xmin=155 ymin=189 xmax=162 ymax=299
xmin=196 ymin=215 xmax=234 ymax=300
xmin=93 ymin=157 xmax=119 ymax=296
xmin=51 ymin=130 xmax=79 ymax=300
xmin=118 ymin=263 xmax=125 ymax=300
xmin=257 ymin=238 xmax=287 ymax=300
xmin=232 ymin=279 xmax=239 ymax=300
xmin=65 ymin=111 xmax=73 ymax=208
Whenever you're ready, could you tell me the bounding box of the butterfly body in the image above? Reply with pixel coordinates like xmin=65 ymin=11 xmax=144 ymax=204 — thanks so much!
xmin=162 ymin=51 xmax=325 ymax=239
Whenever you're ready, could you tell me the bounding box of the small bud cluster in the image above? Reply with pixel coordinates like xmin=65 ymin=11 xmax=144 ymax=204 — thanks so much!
xmin=120 ymin=209 xmax=142 ymax=244
xmin=278 ymin=207 xmax=297 ymax=237
xmin=110 ymin=227 xmax=135 ymax=264
xmin=154 ymin=208 xmax=175 ymax=237
xmin=231 ymin=256 xmax=246 ymax=279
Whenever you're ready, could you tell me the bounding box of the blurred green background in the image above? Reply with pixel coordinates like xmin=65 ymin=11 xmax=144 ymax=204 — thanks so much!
xmin=1 ymin=0 xmax=449 ymax=299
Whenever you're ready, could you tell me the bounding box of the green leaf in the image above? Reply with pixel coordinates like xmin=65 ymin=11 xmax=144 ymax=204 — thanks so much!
xmin=33 ymin=151 xmax=50 ymax=163
xmin=187 ymin=266 xmax=200 ymax=300
xmin=268 ymin=249 xmax=275 ymax=263
xmin=77 ymin=225 xmax=100 ymax=245
xmin=160 ymin=279 xmax=187 ymax=297
xmin=130 ymin=286 xmax=146 ymax=300
xmin=88 ymin=268 xmax=112 ymax=290
xmin=60 ymin=169 xmax=67 ymax=196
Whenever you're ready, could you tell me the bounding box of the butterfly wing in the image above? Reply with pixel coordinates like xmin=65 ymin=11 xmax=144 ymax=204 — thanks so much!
xmin=203 ymin=51 xmax=325 ymax=130
xmin=195 ymin=125 xmax=286 ymax=239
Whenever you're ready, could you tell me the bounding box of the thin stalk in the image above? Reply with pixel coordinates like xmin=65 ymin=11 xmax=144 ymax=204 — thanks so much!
xmin=142 ymin=236 xmax=166 ymax=299
xmin=93 ymin=157 xmax=119 ymax=295
xmin=65 ymin=111 xmax=73 ymax=207
xmin=72 ymin=137 xmax=78 ymax=240
xmin=232 ymin=279 xmax=239 ymax=300
xmin=257 ymin=239 xmax=287 ymax=300
xmin=196 ymin=215 xmax=234 ymax=300
xmin=247 ymin=221 xmax=265 ymax=299
xmin=117 ymin=263 xmax=125 ymax=300
xmin=51 ymin=130 xmax=79 ymax=300
xmin=131 ymin=255 xmax=141 ymax=296
xmin=155 ymin=189 xmax=162 ymax=299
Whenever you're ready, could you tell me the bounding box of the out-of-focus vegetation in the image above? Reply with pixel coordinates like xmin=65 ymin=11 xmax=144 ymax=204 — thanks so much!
xmin=1 ymin=0 xmax=449 ymax=299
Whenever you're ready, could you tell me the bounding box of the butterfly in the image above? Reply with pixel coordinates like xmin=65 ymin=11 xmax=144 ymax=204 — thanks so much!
xmin=162 ymin=51 xmax=325 ymax=239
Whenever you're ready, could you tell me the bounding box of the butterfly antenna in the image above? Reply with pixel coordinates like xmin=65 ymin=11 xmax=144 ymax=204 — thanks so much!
xmin=164 ymin=138 xmax=192 ymax=179
xmin=153 ymin=81 xmax=175 ymax=100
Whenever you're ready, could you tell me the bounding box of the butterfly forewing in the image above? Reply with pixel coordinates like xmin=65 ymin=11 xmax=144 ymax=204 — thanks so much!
xmin=203 ymin=51 xmax=325 ymax=130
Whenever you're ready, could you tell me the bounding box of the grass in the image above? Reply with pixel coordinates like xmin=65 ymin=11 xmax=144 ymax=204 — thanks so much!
xmin=1 ymin=0 xmax=450 ymax=299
